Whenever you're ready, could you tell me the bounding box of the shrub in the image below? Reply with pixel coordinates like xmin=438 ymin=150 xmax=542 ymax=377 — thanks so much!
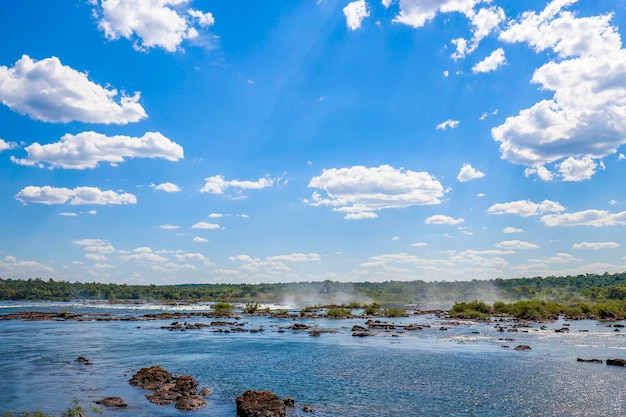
xmin=327 ymin=308 xmax=352 ymax=318
xmin=383 ymin=308 xmax=407 ymax=317
xmin=244 ymin=301 xmax=260 ymax=314
xmin=213 ymin=302 xmax=232 ymax=315
xmin=363 ymin=303 xmax=381 ymax=315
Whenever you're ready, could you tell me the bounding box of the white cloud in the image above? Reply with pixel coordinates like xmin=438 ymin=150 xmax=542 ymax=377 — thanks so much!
xmin=436 ymin=119 xmax=460 ymax=130
xmin=345 ymin=212 xmax=378 ymax=220
xmin=558 ymin=157 xmax=597 ymax=181
xmin=524 ymin=166 xmax=554 ymax=181
xmin=541 ymin=210 xmax=626 ymax=227
xmin=16 ymin=186 xmax=137 ymax=205
xmin=425 ymin=215 xmax=464 ymax=225
xmin=121 ymin=247 xmax=167 ymax=263
xmin=619 ymin=154 xmax=626 ymax=160
xmin=495 ymin=240 xmax=539 ymax=250
xmin=159 ymin=224 xmax=180 ymax=230
xmin=503 ymin=227 xmax=523 ymax=234
xmin=0 ymin=55 xmax=146 ymax=124
xmin=265 ymin=253 xmax=321 ymax=263
xmin=573 ymin=242 xmax=620 ymax=250
xmin=95 ymin=0 xmax=215 ymax=52
xmin=457 ymin=163 xmax=485 ymax=182
xmin=609 ymin=200 xmax=618 ymax=206
xmin=193 ymin=236 xmax=209 ymax=243
xmin=208 ymin=213 xmax=223 ymax=218
xmin=13 ymin=131 xmax=183 ymax=169
xmin=59 ymin=212 xmax=78 ymax=217
xmin=307 ymin=165 xmax=445 ymax=219
xmin=410 ymin=242 xmax=428 ymax=247
xmin=85 ymin=253 xmax=107 ymax=262
xmin=200 ymin=175 xmax=275 ymax=195
xmin=0 ymin=139 xmax=17 ymax=152
xmin=391 ymin=236 xmax=400 ymax=241
xmin=472 ymin=48 xmax=506 ymax=73
xmin=191 ymin=221 xmax=221 ymax=229
xmin=487 ymin=199 xmax=565 ymax=217
xmin=0 ymin=255 xmax=54 ymax=278
xmin=494 ymin=2 xmax=626 ymax=179
xmin=151 ymin=182 xmax=182 ymax=192
xmin=343 ymin=0 xmax=370 ymax=30
xmin=392 ymin=0 xmax=480 ymax=29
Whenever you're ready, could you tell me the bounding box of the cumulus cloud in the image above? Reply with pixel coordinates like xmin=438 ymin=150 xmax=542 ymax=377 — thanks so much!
xmin=487 ymin=199 xmax=565 ymax=217
xmin=343 ymin=0 xmax=369 ymax=30
xmin=191 ymin=221 xmax=221 ymax=229
xmin=541 ymin=209 xmax=626 ymax=227
xmin=457 ymin=163 xmax=485 ymax=182
xmin=494 ymin=1 xmax=626 ymax=180
xmin=16 ymin=186 xmax=137 ymax=205
xmin=307 ymin=165 xmax=445 ymax=219
xmin=410 ymin=242 xmax=428 ymax=247
xmin=503 ymin=227 xmax=523 ymax=234
xmin=472 ymin=47 xmax=506 ymax=73
xmin=495 ymin=240 xmax=539 ymax=250
xmin=200 ymin=175 xmax=275 ymax=195
xmin=151 ymin=182 xmax=182 ymax=192
xmin=0 ymin=139 xmax=17 ymax=152
xmin=0 ymin=255 xmax=54 ymax=278
xmin=193 ymin=237 xmax=209 ymax=243
xmin=391 ymin=0 xmax=480 ymax=29
xmin=265 ymin=253 xmax=321 ymax=263
xmin=558 ymin=157 xmax=597 ymax=181
xmin=436 ymin=119 xmax=460 ymax=130
xmin=120 ymin=247 xmax=167 ymax=263
xmin=159 ymin=224 xmax=180 ymax=230
xmin=94 ymin=0 xmax=215 ymax=52
xmin=573 ymin=241 xmax=620 ymax=250
xmin=0 ymin=55 xmax=146 ymax=124
xmin=425 ymin=215 xmax=464 ymax=225
xmin=12 ymin=131 xmax=183 ymax=169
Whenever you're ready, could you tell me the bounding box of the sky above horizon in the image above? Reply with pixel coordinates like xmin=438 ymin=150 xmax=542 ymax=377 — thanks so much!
xmin=1 ymin=0 xmax=626 ymax=285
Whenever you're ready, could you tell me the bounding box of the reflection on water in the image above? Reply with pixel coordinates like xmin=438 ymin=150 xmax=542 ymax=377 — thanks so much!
xmin=1 ymin=302 xmax=626 ymax=416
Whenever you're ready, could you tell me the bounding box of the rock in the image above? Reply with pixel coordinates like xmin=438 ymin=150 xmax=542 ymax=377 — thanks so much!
xmin=175 ymin=395 xmax=207 ymax=411
xmin=236 ymin=390 xmax=286 ymax=417
xmin=290 ymin=323 xmax=309 ymax=330
xmin=606 ymin=358 xmax=626 ymax=366
xmin=75 ymin=356 xmax=90 ymax=363
xmin=514 ymin=345 xmax=532 ymax=351
xmin=352 ymin=331 xmax=373 ymax=337
xmin=577 ymin=358 xmax=603 ymax=363
xmin=129 ymin=365 xmax=174 ymax=391
xmin=302 ymin=405 xmax=315 ymax=413
xmin=351 ymin=325 xmax=367 ymax=332
xmin=199 ymin=387 xmax=213 ymax=397
xmin=146 ymin=389 xmax=180 ymax=406
xmin=172 ymin=374 xmax=198 ymax=396
xmin=283 ymin=397 xmax=295 ymax=407
xmin=94 ymin=397 xmax=127 ymax=407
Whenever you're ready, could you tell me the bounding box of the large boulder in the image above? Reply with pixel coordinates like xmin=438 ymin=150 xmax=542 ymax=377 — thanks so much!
xmin=129 ymin=365 xmax=174 ymax=390
xmin=172 ymin=375 xmax=198 ymax=396
xmin=236 ymin=390 xmax=286 ymax=417
xmin=606 ymin=358 xmax=626 ymax=366
xmin=175 ymin=395 xmax=207 ymax=411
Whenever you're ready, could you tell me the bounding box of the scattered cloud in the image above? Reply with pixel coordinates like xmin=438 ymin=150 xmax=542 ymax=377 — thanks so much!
xmin=343 ymin=0 xmax=369 ymax=30
xmin=472 ymin=48 xmax=506 ymax=73
xmin=159 ymin=224 xmax=180 ymax=230
xmin=191 ymin=221 xmax=221 ymax=229
xmin=307 ymin=165 xmax=445 ymax=219
xmin=12 ymin=131 xmax=183 ymax=169
xmin=457 ymin=163 xmax=485 ymax=182
xmin=0 ymin=55 xmax=146 ymax=124
xmin=94 ymin=0 xmax=215 ymax=52
xmin=193 ymin=237 xmax=209 ymax=243
xmin=200 ymin=175 xmax=275 ymax=195
xmin=265 ymin=253 xmax=321 ymax=263
xmin=0 ymin=255 xmax=54 ymax=278
xmin=120 ymin=247 xmax=167 ymax=263
xmin=59 ymin=212 xmax=78 ymax=217
xmin=541 ymin=210 xmax=626 ymax=227
xmin=425 ymin=215 xmax=464 ymax=225
xmin=410 ymin=242 xmax=428 ymax=247
xmin=0 ymin=139 xmax=17 ymax=152
xmin=436 ymin=119 xmax=460 ymax=130
xmin=495 ymin=240 xmax=539 ymax=250
xmin=151 ymin=182 xmax=182 ymax=192
xmin=494 ymin=1 xmax=626 ymax=180
xmin=16 ymin=186 xmax=137 ymax=205
xmin=503 ymin=227 xmax=523 ymax=234
xmin=487 ymin=199 xmax=565 ymax=217
xmin=391 ymin=0 xmax=479 ymax=29
xmin=573 ymin=242 xmax=620 ymax=250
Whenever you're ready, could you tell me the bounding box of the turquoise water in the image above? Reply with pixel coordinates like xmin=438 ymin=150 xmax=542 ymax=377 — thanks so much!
xmin=1 ymin=302 xmax=626 ymax=416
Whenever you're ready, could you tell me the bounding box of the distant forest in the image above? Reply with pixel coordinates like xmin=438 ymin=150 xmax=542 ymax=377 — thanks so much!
xmin=1 ymin=271 xmax=626 ymax=308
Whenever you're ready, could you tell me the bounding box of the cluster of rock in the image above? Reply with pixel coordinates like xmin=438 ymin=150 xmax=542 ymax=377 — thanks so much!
xmin=235 ymin=390 xmax=314 ymax=417
xmin=129 ymin=365 xmax=210 ymax=411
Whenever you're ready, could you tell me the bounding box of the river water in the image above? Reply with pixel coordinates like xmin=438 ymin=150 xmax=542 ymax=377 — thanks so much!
xmin=1 ymin=302 xmax=626 ymax=416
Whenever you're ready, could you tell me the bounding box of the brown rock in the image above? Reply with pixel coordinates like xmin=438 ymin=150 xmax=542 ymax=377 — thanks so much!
xmin=302 ymin=404 xmax=315 ymax=413
xmin=94 ymin=397 xmax=127 ymax=407
xmin=146 ymin=389 xmax=180 ymax=406
xmin=236 ymin=390 xmax=286 ymax=417
xmin=129 ymin=365 xmax=174 ymax=391
xmin=283 ymin=397 xmax=295 ymax=407
xmin=606 ymin=358 xmax=626 ymax=366
xmin=172 ymin=374 xmax=198 ymax=396
xmin=175 ymin=395 xmax=207 ymax=411
xmin=514 ymin=345 xmax=532 ymax=351
xmin=577 ymin=358 xmax=603 ymax=363
xmin=199 ymin=387 xmax=213 ymax=397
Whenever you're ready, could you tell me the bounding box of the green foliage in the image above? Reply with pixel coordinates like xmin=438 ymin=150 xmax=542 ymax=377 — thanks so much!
xmin=2 ymin=400 xmax=101 ymax=417
xmin=449 ymin=300 xmax=491 ymax=320
xmin=363 ymin=303 xmax=381 ymax=315
xmin=243 ymin=301 xmax=260 ymax=314
xmin=212 ymin=302 xmax=232 ymax=315
xmin=383 ymin=307 xmax=406 ymax=317
xmin=327 ymin=308 xmax=352 ymax=318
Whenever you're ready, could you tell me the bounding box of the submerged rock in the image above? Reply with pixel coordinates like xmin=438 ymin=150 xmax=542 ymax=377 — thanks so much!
xmin=514 ymin=345 xmax=532 ymax=351
xmin=175 ymin=395 xmax=207 ymax=411
xmin=94 ymin=397 xmax=127 ymax=407
xmin=577 ymin=358 xmax=603 ymax=363
xmin=606 ymin=358 xmax=626 ymax=366
xmin=236 ymin=390 xmax=286 ymax=417
xmin=129 ymin=365 xmax=207 ymax=411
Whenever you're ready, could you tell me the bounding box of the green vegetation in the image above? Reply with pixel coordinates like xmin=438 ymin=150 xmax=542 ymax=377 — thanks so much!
xmin=243 ymin=301 xmax=260 ymax=314
xmin=383 ymin=307 xmax=407 ymax=317
xmin=363 ymin=303 xmax=381 ymax=315
xmin=449 ymin=300 xmax=491 ymax=320
xmin=212 ymin=302 xmax=232 ymax=315
xmin=3 ymin=400 xmax=101 ymax=417
xmin=326 ymin=308 xmax=352 ymax=318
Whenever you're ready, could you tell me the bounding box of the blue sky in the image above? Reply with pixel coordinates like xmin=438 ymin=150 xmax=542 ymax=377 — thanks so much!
xmin=1 ymin=0 xmax=626 ymax=284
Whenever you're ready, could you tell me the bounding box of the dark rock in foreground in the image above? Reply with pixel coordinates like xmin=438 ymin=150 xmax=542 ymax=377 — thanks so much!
xmin=236 ymin=390 xmax=286 ymax=417
xmin=606 ymin=358 xmax=626 ymax=366
xmin=129 ymin=365 xmax=174 ymax=390
xmin=577 ymin=358 xmax=603 ymax=363
xmin=514 ymin=345 xmax=532 ymax=351
xmin=129 ymin=365 xmax=207 ymax=410
xmin=94 ymin=397 xmax=127 ymax=407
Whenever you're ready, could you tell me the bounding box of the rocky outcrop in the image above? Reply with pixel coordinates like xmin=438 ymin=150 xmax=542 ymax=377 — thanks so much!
xmin=236 ymin=390 xmax=286 ymax=417
xmin=129 ymin=365 xmax=207 ymax=411
xmin=514 ymin=345 xmax=532 ymax=351
xmin=94 ymin=397 xmax=127 ymax=407
xmin=577 ymin=358 xmax=603 ymax=363
xmin=606 ymin=358 xmax=626 ymax=366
